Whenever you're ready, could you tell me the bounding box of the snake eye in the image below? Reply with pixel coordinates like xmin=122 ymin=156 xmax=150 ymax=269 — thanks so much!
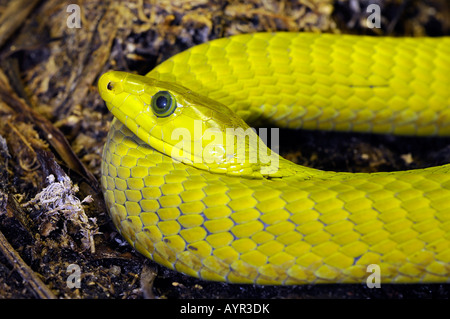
xmin=151 ymin=91 xmax=177 ymax=117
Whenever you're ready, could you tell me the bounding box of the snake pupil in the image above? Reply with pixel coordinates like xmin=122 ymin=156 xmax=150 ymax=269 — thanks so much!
xmin=155 ymin=96 xmax=168 ymax=109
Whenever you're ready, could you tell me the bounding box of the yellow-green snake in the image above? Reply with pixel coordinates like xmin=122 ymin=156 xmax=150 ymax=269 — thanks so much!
xmin=98 ymin=32 xmax=450 ymax=285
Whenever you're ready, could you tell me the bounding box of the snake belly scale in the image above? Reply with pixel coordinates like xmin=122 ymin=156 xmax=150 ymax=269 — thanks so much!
xmin=98 ymin=32 xmax=450 ymax=285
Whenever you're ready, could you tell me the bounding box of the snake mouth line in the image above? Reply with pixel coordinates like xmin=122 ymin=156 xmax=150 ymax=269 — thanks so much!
xmin=155 ymin=120 xmax=282 ymax=176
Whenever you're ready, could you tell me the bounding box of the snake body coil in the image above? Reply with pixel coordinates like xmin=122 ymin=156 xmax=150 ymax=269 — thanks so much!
xmin=98 ymin=33 xmax=450 ymax=284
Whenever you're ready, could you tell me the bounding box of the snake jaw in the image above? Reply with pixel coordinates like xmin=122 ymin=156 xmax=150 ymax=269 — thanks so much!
xmin=99 ymin=72 xmax=295 ymax=179
xmin=98 ymin=71 xmax=273 ymax=177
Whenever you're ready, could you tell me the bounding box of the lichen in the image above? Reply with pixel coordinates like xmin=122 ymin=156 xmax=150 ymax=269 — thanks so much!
xmin=24 ymin=174 xmax=99 ymax=253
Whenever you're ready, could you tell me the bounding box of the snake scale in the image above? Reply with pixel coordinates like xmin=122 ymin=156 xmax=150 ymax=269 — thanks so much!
xmin=98 ymin=32 xmax=450 ymax=285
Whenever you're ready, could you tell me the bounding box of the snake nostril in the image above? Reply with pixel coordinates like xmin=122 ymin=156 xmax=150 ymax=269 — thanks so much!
xmin=107 ymin=81 xmax=113 ymax=90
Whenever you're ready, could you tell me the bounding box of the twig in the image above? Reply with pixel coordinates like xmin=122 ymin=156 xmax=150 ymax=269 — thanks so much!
xmin=0 ymin=69 xmax=101 ymax=193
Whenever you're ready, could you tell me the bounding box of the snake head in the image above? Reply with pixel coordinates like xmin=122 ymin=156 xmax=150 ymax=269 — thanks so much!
xmin=99 ymin=71 xmax=280 ymax=177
